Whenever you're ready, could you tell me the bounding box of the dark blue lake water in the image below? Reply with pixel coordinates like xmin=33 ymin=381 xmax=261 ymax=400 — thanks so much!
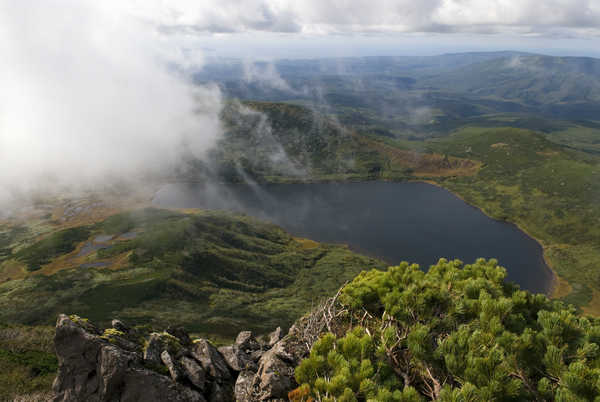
xmin=153 ymin=181 xmax=553 ymax=294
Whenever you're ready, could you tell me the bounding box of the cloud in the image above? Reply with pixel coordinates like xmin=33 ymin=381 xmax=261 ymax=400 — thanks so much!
xmin=0 ymin=1 xmax=223 ymax=208
xmin=143 ymin=0 xmax=600 ymax=38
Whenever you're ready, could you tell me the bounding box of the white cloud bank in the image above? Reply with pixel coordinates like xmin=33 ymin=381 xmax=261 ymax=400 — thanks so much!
xmin=0 ymin=1 xmax=223 ymax=207
xmin=145 ymin=0 xmax=600 ymax=37
xmin=0 ymin=0 xmax=598 ymax=208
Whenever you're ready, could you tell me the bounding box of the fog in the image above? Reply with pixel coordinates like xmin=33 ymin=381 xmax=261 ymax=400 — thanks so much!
xmin=0 ymin=1 xmax=223 ymax=210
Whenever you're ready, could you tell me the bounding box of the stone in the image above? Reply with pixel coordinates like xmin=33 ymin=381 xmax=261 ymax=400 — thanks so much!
xmin=180 ymin=356 xmax=207 ymax=391
xmin=52 ymin=314 xmax=209 ymax=402
xmin=234 ymin=370 xmax=255 ymax=402
xmin=144 ymin=333 xmax=163 ymax=365
xmin=161 ymin=350 xmax=183 ymax=382
xmin=167 ymin=325 xmax=192 ymax=347
xmin=208 ymin=381 xmax=233 ymax=402
xmin=119 ymin=369 xmax=206 ymax=402
xmin=218 ymin=346 xmax=256 ymax=372
xmin=111 ymin=319 xmax=130 ymax=333
xmin=267 ymin=327 xmax=282 ymax=347
xmin=191 ymin=339 xmax=231 ymax=381
xmin=252 ymin=336 xmax=307 ymax=400
xmin=235 ymin=331 xmax=260 ymax=353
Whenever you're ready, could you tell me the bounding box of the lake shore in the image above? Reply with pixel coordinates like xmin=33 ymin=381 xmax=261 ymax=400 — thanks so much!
xmin=415 ymin=178 xmax=560 ymax=298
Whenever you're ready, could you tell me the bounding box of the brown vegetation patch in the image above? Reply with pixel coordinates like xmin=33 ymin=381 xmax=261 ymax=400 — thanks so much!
xmin=551 ymin=274 xmax=572 ymax=299
xmin=0 ymin=259 xmax=27 ymax=282
xmin=295 ymin=237 xmax=319 ymax=250
xmin=536 ymin=150 xmax=560 ymax=157
xmin=582 ymin=289 xmax=600 ymax=316
xmin=360 ymin=137 xmax=481 ymax=177
xmin=491 ymin=142 xmax=508 ymax=148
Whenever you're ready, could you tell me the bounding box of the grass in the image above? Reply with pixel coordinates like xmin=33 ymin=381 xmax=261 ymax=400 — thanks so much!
xmin=0 ymin=208 xmax=384 ymax=339
xmin=427 ymin=126 xmax=600 ymax=312
xmin=14 ymin=227 xmax=91 ymax=272
xmin=0 ymin=324 xmax=56 ymax=401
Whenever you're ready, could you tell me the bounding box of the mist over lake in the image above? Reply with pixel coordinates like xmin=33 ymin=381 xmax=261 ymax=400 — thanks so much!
xmin=153 ymin=181 xmax=553 ymax=294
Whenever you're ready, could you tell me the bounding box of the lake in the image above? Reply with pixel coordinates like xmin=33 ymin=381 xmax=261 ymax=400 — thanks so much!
xmin=153 ymin=181 xmax=553 ymax=294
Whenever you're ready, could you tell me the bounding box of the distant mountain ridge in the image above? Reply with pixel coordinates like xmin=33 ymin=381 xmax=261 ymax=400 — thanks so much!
xmin=196 ymin=51 xmax=600 ymax=135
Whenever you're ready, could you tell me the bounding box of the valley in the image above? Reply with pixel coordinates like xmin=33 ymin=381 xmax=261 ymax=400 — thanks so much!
xmin=2 ymin=50 xmax=600 ymax=400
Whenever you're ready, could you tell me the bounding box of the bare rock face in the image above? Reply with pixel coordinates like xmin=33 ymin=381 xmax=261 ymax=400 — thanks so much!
xmin=180 ymin=356 xmax=207 ymax=392
xmin=267 ymin=328 xmax=282 ymax=347
xmin=51 ymin=314 xmax=307 ymax=402
xmin=52 ymin=315 xmax=204 ymax=402
xmin=191 ymin=339 xmax=232 ymax=382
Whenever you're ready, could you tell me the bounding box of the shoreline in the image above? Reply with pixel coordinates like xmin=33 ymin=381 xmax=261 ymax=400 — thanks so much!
xmin=415 ymin=178 xmax=560 ymax=297
xmin=157 ymin=177 xmax=558 ymax=297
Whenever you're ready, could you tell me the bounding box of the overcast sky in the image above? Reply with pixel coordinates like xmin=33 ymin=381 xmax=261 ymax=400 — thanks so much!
xmin=134 ymin=0 xmax=600 ymax=59
xmin=1 ymin=0 xmax=599 ymax=207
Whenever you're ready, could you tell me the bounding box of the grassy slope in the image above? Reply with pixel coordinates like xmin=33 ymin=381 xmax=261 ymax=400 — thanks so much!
xmin=0 ymin=208 xmax=384 ymax=339
xmin=0 ymin=323 xmax=56 ymax=401
xmin=203 ymin=100 xmax=479 ymax=183
xmin=427 ymin=126 xmax=600 ymax=312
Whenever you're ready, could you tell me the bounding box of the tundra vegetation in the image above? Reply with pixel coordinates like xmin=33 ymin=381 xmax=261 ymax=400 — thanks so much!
xmin=292 ymin=259 xmax=600 ymax=401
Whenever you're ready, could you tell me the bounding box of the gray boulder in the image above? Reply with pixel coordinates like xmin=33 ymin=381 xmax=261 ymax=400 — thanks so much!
xmin=267 ymin=327 xmax=282 ymax=347
xmin=162 ymin=350 xmax=183 ymax=382
xmin=235 ymin=331 xmax=260 ymax=353
xmin=218 ymin=345 xmax=257 ymax=372
xmin=144 ymin=333 xmax=164 ymax=366
xmin=234 ymin=370 xmax=255 ymax=402
xmin=52 ymin=315 xmax=209 ymax=402
xmin=191 ymin=339 xmax=231 ymax=381
xmin=180 ymin=356 xmax=207 ymax=391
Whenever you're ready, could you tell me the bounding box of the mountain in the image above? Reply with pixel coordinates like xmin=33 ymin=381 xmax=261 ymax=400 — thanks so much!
xmin=20 ymin=257 xmax=600 ymax=401
xmin=425 ymin=55 xmax=600 ymax=117
xmin=182 ymin=100 xmax=479 ymax=182
xmin=0 ymin=208 xmax=383 ymax=338
xmin=197 ymin=52 xmax=600 ymax=137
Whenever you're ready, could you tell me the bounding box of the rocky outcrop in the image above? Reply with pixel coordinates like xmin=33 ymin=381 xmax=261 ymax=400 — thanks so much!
xmin=52 ymin=315 xmax=309 ymax=402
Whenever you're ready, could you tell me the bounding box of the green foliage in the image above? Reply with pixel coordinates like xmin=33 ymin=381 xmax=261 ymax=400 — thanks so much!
xmin=0 ymin=209 xmax=384 ymax=338
xmin=0 ymin=324 xmax=56 ymax=401
xmin=15 ymin=226 xmax=91 ymax=271
xmin=296 ymin=259 xmax=600 ymax=401
xmin=429 ymin=126 xmax=600 ymax=309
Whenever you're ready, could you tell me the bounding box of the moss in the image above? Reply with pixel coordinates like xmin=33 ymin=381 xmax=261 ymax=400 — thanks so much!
xmin=101 ymin=328 xmax=125 ymax=340
xmin=159 ymin=331 xmax=182 ymax=354
xmin=142 ymin=360 xmax=170 ymax=376
xmin=69 ymin=314 xmax=88 ymax=323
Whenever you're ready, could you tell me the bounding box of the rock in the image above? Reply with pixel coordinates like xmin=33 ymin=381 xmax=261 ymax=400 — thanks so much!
xmin=51 ymin=315 xmax=301 ymax=402
xmin=267 ymin=327 xmax=282 ymax=347
xmin=180 ymin=356 xmax=207 ymax=391
xmin=218 ymin=345 xmax=256 ymax=372
xmin=111 ymin=319 xmax=130 ymax=333
xmin=250 ymin=349 xmax=264 ymax=363
xmin=119 ymin=369 xmax=206 ymax=402
xmin=52 ymin=315 xmax=105 ymax=402
xmin=98 ymin=345 xmax=129 ymax=399
xmin=235 ymin=331 xmax=260 ymax=353
xmin=252 ymin=335 xmax=308 ymax=400
xmin=208 ymin=381 xmax=233 ymax=402
xmin=191 ymin=339 xmax=231 ymax=381
xmin=52 ymin=314 xmax=211 ymax=402
xmin=162 ymin=350 xmax=183 ymax=382
xmin=234 ymin=370 xmax=255 ymax=402
xmin=167 ymin=325 xmax=192 ymax=347
xmin=144 ymin=333 xmax=163 ymax=365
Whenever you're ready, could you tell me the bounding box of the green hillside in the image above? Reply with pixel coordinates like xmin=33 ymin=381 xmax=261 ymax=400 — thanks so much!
xmin=426 ymin=55 xmax=600 ymax=105
xmin=0 ymin=208 xmax=384 ymax=339
xmin=427 ymin=127 xmax=600 ymax=312
xmin=186 ymin=100 xmax=477 ymax=182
